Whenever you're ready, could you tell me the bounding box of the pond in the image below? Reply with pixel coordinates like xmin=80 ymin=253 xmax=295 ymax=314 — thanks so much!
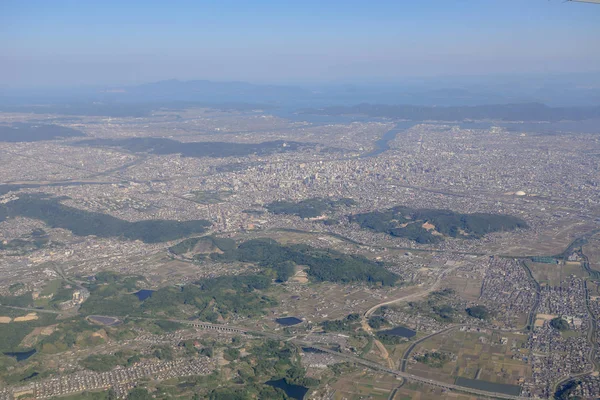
xmin=4 ymin=349 xmax=36 ymax=361
xmin=134 ymin=289 xmax=155 ymax=301
xmin=379 ymin=326 xmax=416 ymax=338
xmin=265 ymin=378 xmax=309 ymax=400
xmin=275 ymin=317 xmax=303 ymax=326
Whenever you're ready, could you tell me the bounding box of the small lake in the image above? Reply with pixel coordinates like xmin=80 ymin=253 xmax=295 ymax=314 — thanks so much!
xmin=4 ymin=349 xmax=36 ymax=361
xmin=379 ymin=326 xmax=416 ymax=338
xmin=265 ymin=378 xmax=309 ymax=400
xmin=275 ymin=317 xmax=303 ymax=326
xmin=455 ymin=377 xmax=522 ymax=396
xmin=134 ymin=289 xmax=155 ymax=301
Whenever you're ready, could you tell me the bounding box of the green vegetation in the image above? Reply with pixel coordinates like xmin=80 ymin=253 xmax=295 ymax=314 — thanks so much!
xmin=8 ymin=282 xmax=25 ymax=293
xmin=80 ymin=271 xmax=277 ymax=322
xmin=367 ymin=316 xmax=389 ymax=329
xmin=0 ymin=292 xmax=33 ymax=308
xmin=82 ymin=347 xmax=161 ymax=372
xmin=153 ymin=320 xmax=184 ymax=332
xmin=466 ymin=305 xmax=490 ymax=320
xmin=39 ymin=317 xmax=106 ymax=354
xmin=266 ymin=197 xmax=356 ymax=219
xmin=550 ymin=317 xmax=570 ymax=331
xmin=209 ymin=238 xmax=399 ymax=286
xmin=3 ymin=367 xmax=54 ymax=385
xmin=414 ymin=351 xmax=451 ymax=368
xmin=376 ymin=332 xmax=408 ymax=345
xmin=405 ymin=289 xmax=459 ymax=322
xmin=0 ymin=194 xmax=211 ymax=243
xmin=207 ymin=385 xmax=288 ymax=400
xmin=127 ymin=388 xmax=150 ymax=400
xmin=352 ymin=206 xmax=528 ymax=243
xmin=0 ymin=307 xmax=57 ymax=352
xmin=0 ymin=230 xmax=49 ymax=252
xmin=321 ymin=313 xmax=361 ymax=333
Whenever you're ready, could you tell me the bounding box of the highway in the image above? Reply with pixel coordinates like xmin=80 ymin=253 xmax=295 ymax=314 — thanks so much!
xmin=164 ymin=318 xmax=527 ymax=399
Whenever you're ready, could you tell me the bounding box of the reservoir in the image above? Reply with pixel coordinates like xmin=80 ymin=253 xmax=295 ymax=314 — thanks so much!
xmin=134 ymin=289 xmax=155 ymax=301
xmin=265 ymin=378 xmax=309 ymax=400
xmin=275 ymin=317 xmax=303 ymax=326
xmin=4 ymin=349 xmax=36 ymax=361
xmin=380 ymin=326 xmax=416 ymax=338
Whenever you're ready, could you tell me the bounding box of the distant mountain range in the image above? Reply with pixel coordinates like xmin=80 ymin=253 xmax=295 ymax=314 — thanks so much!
xmin=1 ymin=75 xmax=600 ymax=120
xmin=300 ymin=103 xmax=600 ymax=122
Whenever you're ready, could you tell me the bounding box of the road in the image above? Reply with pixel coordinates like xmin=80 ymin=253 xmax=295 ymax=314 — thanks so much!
xmin=400 ymin=325 xmax=463 ymax=372
xmin=124 ymin=316 xmax=527 ymax=399
xmin=364 ymin=262 xmax=463 ymax=319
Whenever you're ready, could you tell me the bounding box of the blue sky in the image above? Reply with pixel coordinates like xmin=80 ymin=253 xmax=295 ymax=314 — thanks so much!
xmin=1 ymin=0 xmax=599 ymax=87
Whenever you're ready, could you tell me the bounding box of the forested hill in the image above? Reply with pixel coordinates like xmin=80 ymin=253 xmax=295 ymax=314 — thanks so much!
xmin=181 ymin=237 xmax=399 ymax=286
xmin=352 ymin=206 xmax=528 ymax=244
xmin=0 ymin=195 xmax=211 ymax=243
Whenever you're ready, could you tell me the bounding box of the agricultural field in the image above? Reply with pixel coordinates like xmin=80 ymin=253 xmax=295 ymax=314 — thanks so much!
xmin=583 ymin=232 xmax=600 ymax=272
xmin=441 ymin=269 xmax=484 ymax=302
xmin=484 ymin=218 xmax=597 ymax=258
xmin=526 ymin=261 xmax=587 ymax=287
xmin=392 ymin=381 xmax=481 ymax=400
xmin=406 ymin=329 xmax=531 ymax=388
xmin=263 ymin=281 xmax=423 ymax=325
xmin=331 ymin=370 xmax=402 ymax=400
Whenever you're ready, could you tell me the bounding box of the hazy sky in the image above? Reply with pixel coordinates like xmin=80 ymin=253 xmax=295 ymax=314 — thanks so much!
xmin=1 ymin=0 xmax=599 ymax=87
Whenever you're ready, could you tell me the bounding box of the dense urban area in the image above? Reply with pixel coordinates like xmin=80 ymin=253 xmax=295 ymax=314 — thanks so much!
xmin=0 ymin=103 xmax=599 ymax=400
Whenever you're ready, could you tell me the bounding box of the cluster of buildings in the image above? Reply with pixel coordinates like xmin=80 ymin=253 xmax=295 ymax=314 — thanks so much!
xmin=523 ymin=276 xmax=593 ymax=398
xmin=479 ymin=258 xmax=537 ymax=330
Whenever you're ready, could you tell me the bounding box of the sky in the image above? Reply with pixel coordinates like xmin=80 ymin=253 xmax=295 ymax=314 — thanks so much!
xmin=1 ymin=0 xmax=600 ymax=87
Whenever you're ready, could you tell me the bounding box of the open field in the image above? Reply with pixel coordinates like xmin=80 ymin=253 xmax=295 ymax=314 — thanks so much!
xmin=442 ymin=270 xmax=483 ymax=302
xmin=262 ymin=282 xmax=422 ymax=325
xmin=331 ymin=371 xmax=401 ymax=400
xmin=406 ymin=329 xmax=531 ymax=388
xmin=392 ymin=381 xmax=481 ymax=400
xmin=583 ymin=232 xmax=600 ymax=273
xmin=526 ymin=261 xmax=587 ymax=287
xmin=488 ymin=219 xmax=598 ymax=258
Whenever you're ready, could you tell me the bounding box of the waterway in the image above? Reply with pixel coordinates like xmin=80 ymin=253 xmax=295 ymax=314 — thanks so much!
xmin=265 ymin=378 xmax=309 ymax=400
xmin=363 ymin=121 xmax=417 ymax=158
